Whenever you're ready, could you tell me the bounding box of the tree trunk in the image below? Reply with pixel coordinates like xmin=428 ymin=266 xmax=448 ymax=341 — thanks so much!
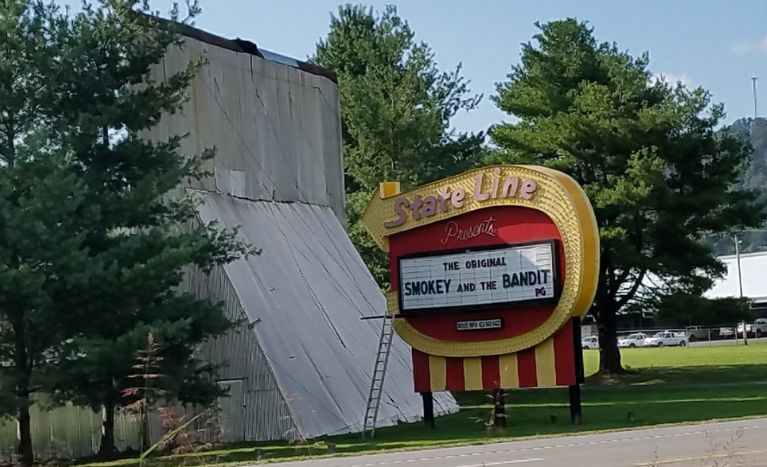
xmin=99 ymin=399 xmax=116 ymax=457
xmin=140 ymin=413 xmax=151 ymax=454
xmin=16 ymin=395 xmax=33 ymax=467
xmin=598 ymin=304 xmax=625 ymax=374
xmin=12 ymin=318 xmax=34 ymax=467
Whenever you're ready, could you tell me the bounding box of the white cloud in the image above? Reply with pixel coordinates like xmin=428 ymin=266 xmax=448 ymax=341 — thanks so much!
xmin=650 ymin=73 xmax=693 ymax=87
xmin=732 ymin=34 xmax=767 ymax=56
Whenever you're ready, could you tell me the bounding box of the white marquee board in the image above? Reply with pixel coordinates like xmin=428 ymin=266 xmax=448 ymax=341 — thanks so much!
xmin=398 ymin=242 xmax=557 ymax=313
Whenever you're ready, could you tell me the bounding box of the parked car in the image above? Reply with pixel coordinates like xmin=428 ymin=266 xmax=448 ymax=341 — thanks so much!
xmin=644 ymin=331 xmax=688 ymax=347
xmin=719 ymin=326 xmax=736 ymax=339
xmin=618 ymin=333 xmax=647 ymax=348
xmin=737 ymin=318 xmax=767 ymax=338
xmin=685 ymin=326 xmax=711 ymax=341
xmin=582 ymin=336 xmax=599 ymax=349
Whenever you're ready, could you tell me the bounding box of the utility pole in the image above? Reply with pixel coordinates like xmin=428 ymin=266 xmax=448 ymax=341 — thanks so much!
xmin=741 ymin=79 xmax=756 ymax=345
xmin=735 ymin=234 xmax=743 ymax=299
xmin=734 ymin=234 xmax=747 ymax=345
xmin=752 ymin=77 xmax=758 ymax=119
xmin=733 ymin=64 xmax=755 ymax=338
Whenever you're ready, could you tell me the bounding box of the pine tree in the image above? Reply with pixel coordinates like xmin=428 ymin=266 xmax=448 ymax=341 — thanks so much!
xmin=490 ymin=19 xmax=764 ymax=374
xmin=0 ymin=150 xmax=97 ymax=466
xmin=314 ymin=4 xmax=483 ymax=286
xmin=0 ymin=2 xmax=98 ymax=463
xmin=0 ymin=1 xmax=250 ymax=462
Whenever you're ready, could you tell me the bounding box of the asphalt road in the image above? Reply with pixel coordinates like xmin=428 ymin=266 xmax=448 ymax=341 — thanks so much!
xmin=262 ymin=417 xmax=767 ymax=467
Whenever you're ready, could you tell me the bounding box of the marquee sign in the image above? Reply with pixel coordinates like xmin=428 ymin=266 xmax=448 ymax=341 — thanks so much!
xmin=362 ymin=165 xmax=599 ymax=396
xmin=398 ymin=241 xmax=557 ymax=313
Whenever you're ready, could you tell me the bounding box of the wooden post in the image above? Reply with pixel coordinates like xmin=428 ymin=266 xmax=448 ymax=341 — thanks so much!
xmin=422 ymin=392 xmax=434 ymax=428
xmin=570 ymin=317 xmax=584 ymax=425
xmin=493 ymin=389 xmax=506 ymax=428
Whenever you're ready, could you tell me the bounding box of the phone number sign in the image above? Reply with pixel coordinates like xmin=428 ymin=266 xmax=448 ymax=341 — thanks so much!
xmin=398 ymin=241 xmax=557 ymax=313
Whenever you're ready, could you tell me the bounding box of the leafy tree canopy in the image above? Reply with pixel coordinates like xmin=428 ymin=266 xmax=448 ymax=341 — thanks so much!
xmin=655 ymin=294 xmax=753 ymax=327
xmin=0 ymin=0 xmax=250 ymax=461
xmin=314 ymin=4 xmax=483 ymax=286
xmin=489 ymin=19 xmax=764 ymax=373
xmin=707 ymin=117 xmax=767 ymax=255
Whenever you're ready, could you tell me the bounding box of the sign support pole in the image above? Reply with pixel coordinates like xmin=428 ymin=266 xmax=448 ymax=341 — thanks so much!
xmin=422 ymin=392 xmax=434 ymax=428
xmin=569 ymin=317 xmax=584 ymax=425
xmin=568 ymin=385 xmax=582 ymax=425
xmin=493 ymin=389 xmax=506 ymax=428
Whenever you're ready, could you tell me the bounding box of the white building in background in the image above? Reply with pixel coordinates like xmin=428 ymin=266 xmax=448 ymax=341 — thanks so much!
xmin=705 ymin=251 xmax=767 ymax=306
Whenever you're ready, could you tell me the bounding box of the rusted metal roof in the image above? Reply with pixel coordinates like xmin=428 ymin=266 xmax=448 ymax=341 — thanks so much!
xmin=175 ymin=21 xmax=337 ymax=83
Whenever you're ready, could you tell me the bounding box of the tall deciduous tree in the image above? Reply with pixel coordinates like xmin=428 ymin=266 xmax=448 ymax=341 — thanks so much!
xmin=489 ymin=19 xmax=764 ymax=374
xmin=0 ymin=1 xmax=249 ymax=462
xmin=314 ymin=4 xmax=483 ymax=286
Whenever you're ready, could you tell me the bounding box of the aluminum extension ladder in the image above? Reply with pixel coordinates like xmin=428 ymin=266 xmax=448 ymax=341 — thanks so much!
xmin=361 ymin=315 xmax=395 ymax=438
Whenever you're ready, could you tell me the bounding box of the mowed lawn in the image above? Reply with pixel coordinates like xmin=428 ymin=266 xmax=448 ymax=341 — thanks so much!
xmin=82 ymin=342 xmax=767 ymax=466
xmin=585 ymin=341 xmax=767 ymax=376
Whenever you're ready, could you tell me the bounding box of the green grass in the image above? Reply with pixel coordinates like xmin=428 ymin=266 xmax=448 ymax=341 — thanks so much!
xmin=584 ymin=341 xmax=767 ymax=385
xmin=588 ymin=341 xmax=767 ymax=373
xmin=80 ymin=343 xmax=767 ymax=466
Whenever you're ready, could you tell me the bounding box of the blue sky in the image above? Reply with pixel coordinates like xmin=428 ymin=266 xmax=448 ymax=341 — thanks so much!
xmin=60 ymin=1 xmax=767 ymax=135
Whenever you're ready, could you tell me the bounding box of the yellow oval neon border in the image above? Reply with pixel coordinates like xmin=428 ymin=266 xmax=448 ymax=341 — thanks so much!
xmin=362 ymin=165 xmax=599 ymax=357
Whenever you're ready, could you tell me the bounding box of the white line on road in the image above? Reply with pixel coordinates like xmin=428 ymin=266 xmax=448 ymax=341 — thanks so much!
xmin=340 ymin=421 xmax=767 ymax=467
xmin=457 ymin=459 xmax=543 ymax=467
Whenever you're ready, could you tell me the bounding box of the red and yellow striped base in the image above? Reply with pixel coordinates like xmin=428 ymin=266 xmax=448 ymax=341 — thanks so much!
xmin=412 ymin=320 xmax=577 ymax=392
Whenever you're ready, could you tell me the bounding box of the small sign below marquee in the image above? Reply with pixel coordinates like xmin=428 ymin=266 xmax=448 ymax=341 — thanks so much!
xmin=398 ymin=241 xmax=557 ymax=313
